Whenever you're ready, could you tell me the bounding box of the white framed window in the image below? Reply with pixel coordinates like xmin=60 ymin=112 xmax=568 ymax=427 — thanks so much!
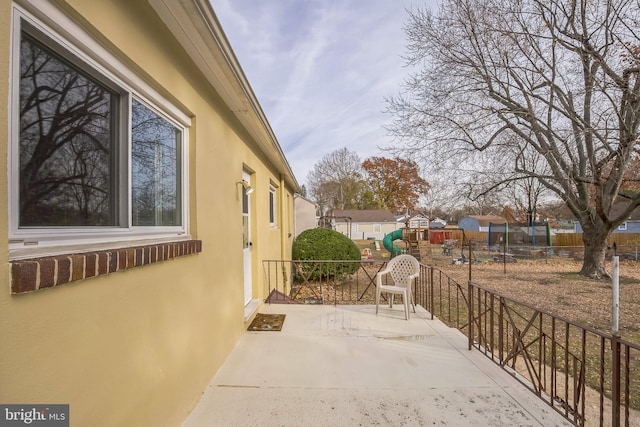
xmin=618 ymin=222 xmax=628 ymax=231
xmin=373 ymin=224 xmax=381 ymax=233
xmin=9 ymin=3 xmax=190 ymax=258
xmin=269 ymin=184 xmax=277 ymax=227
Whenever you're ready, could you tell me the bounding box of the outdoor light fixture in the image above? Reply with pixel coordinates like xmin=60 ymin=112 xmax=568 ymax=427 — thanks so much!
xmin=238 ymin=179 xmax=254 ymax=195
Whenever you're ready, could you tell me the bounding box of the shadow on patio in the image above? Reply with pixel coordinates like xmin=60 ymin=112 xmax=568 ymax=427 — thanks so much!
xmin=182 ymin=304 xmax=572 ymax=427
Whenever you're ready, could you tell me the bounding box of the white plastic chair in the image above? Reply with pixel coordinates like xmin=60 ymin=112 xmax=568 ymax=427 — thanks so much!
xmin=375 ymin=254 xmax=419 ymax=320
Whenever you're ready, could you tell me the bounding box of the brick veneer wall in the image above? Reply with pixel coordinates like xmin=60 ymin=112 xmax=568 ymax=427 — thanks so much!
xmin=10 ymin=240 xmax=202 ymax=294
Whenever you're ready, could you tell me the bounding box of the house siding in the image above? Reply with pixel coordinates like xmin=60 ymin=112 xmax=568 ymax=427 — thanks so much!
xmin=574 ymin=220 xmax=640 ymax=233
xmin=294 ymin=195 xmax=317 ymax=238
xmin=625 ymin=222 xmax=640 ymax=233
xmin=0 ymin=1 xmax=296 ymax=426
xmin=335 ymin=222 xmax=400 ymax=240
xmin=458 ymin=217 xmax=480 ymax=231
xmin=459 ymin=216 xmax=506 ymax=233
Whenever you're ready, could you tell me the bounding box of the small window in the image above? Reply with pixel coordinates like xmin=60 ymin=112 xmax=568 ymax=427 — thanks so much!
xmin=618 ymin=222 xmax=628 ymax=231
xmin=131 ymin=99 xmax=181 ymax=226
xmin=373 ymin=224 xmax=381 ymax=233
xmin=269 ymin=185 xmax=277 ymax=226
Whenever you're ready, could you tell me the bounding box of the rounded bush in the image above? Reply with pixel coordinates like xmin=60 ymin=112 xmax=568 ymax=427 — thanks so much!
xmin=293 ymin=228 xmax=360 ymax=279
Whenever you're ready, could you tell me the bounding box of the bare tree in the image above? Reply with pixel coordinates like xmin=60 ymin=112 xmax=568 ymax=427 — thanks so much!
xmin=506 ymin=177 xmax=547 ymax=223
xmin=386 ymin=0 xmax=640 ymax=278
xmin=504 ymin=149 xmax=553 ymax=223
xmin=307 ymin=148 xmax=364 ymax=214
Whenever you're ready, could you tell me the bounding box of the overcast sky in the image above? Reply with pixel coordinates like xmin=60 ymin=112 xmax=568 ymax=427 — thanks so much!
xmin=212 ymin=0 xmax=438 ymax=187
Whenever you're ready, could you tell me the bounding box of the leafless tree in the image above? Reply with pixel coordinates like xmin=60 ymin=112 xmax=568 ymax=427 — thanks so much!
xmin=307 ymin=148 xmax=364 ymax=214
xmin=386 ymin=0 xmax=640 ymax=278
xmin=503 ymin=149 xmax=553 ymax=222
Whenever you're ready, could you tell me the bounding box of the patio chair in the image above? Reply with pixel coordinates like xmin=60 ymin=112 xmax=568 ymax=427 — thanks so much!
xmin=375 ymin=254 xmax=419 ymax=320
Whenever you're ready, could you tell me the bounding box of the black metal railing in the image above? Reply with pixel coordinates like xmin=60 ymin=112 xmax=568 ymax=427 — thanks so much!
xmin=262 ymin=259 xmax=388 ymax=305
xmin=419 ymin=265 xmax=640 ymax=427
xmin=262 ymin=259 xmax=639 ymax=427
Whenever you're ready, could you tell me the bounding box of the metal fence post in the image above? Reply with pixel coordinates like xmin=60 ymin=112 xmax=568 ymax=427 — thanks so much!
xmin=468 ymin=281 xmax=473 ymax=351
xmin=612 ymin=333 xmax=621 ymax=427
xmin=429 ymin=267 xmax=434 ymax=320
xmin=611 ymin=255 xmax=621 ymax=427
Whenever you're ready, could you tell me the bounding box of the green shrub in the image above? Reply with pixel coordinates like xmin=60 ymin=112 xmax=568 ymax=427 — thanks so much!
xmin=292 ymin=228 xmax=360 ymax=279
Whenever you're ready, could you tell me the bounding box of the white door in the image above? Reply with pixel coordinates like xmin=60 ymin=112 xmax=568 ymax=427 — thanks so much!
xmin=242 ymin=172 xmax=252 ymax=305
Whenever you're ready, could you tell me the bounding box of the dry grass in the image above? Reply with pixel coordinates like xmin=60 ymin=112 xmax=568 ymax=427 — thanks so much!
xmin=432 ymin=255 xmax=640 ymax=344
xmin=430 ymin=256 xmax=640 ymax=424
xmin=355 ymin=240 xmax=640 ymax=344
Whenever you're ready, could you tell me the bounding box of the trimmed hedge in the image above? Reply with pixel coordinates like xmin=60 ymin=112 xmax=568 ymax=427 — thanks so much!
xmin=292 ymin=228 xmax=361 ymax=279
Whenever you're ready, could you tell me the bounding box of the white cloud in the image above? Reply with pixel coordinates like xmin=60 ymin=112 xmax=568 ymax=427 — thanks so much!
xmin=212 ymin=0 xmax=436 ymax=184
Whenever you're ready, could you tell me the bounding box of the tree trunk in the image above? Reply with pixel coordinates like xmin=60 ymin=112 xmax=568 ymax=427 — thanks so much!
xmin=580 ymin=229 xmax=611 ymax=279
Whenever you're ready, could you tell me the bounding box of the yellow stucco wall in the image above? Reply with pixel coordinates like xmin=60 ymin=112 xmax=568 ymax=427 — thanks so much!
xmin=0 ymin=1 xmax=295 ymax=426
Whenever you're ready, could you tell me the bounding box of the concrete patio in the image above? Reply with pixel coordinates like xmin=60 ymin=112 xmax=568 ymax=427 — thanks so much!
xmin=182 ymin=304 xmax=574 ymax=426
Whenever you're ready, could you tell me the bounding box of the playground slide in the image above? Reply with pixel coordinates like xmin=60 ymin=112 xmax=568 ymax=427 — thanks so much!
xmin=382 ymin=229 xmax=403 ymax=258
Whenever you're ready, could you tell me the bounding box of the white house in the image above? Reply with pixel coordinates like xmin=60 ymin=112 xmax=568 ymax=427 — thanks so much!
xmin=333 ymin=209 xmax=400 ymax=240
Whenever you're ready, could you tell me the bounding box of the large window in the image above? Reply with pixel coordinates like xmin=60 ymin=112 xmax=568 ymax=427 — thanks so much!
xmin=19 ymin=33 xmax=118 ymax=227
xmin=10 ymin=6 xmax=189 ymax=254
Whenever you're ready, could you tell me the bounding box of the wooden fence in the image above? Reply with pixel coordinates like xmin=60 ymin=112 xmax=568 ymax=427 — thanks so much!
xmin=555 ymin=233 xmax=640 ymax=247
xmin=448 ymin=230 xmax=486 ymax=243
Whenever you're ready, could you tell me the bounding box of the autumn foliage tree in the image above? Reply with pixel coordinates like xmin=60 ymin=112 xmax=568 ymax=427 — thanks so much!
xmin=362 ymin=157 xmax=429 ymax=214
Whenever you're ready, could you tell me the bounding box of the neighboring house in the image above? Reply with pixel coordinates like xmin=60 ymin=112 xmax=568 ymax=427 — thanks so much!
xmin=573 ymin=205 xmax=640 ymax=233
xmin=430 ymin=217 xmax=448 ymax=229
xmin=458 ymin=215 xmax=507 ymax=232
xmin=294 ymin=194 xmax=317 ymax=238
xmin=1 ymin=1 xmax=297 ymax=426
xmin=333 ymin=209 xmax=400 ymax=240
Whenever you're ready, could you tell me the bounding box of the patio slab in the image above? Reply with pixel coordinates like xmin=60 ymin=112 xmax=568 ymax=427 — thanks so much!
xmin=182 ymin=304 xmax=573 ymax=427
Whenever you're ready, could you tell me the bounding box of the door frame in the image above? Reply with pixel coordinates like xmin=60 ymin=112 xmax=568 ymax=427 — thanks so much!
xmin=242 ymin=171 xmax=252 ymax=306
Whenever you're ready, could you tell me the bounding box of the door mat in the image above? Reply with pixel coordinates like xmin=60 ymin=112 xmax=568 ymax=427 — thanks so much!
xmin=247 ymin=313 xmax=286 ymax=331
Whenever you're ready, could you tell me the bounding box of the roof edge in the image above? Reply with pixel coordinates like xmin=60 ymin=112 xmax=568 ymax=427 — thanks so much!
xmin=148 ymin=0 xmax=299 ymax=190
